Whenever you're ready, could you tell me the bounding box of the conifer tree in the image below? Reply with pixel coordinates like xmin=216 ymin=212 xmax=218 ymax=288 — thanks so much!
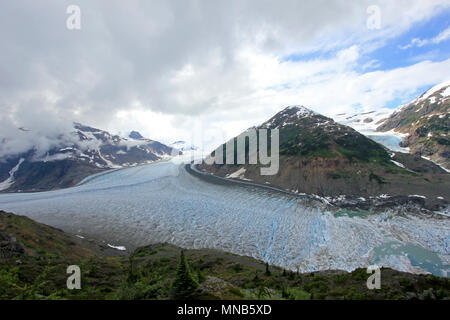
xmin=171 ymin=250 xmax=198 ymax=299
xmin=265 ymin=262 xmax=271 ymax=276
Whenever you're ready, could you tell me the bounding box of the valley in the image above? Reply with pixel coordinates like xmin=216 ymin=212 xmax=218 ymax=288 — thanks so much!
xmin=0 ymin=159 xmax=448 ymax=277
xmin=1 ymin=0 xmax=449 ymax=303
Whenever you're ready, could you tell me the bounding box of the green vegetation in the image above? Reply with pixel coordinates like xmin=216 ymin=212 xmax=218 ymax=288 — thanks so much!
xmin=171 ymin=251 xmax=199 ymax=299
xmin=1 ymin=211 xmax=449 ymax=300
xmin=282 ymin=287 xmax=311 ymax=300
xmin=335 ymin=134 xmax=390 ymax=164
xmin=279 ymin=125 xmax=336 ymax=158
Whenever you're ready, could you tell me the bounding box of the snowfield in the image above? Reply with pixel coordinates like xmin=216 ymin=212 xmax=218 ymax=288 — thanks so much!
xmin=333 ymin=109 xmax=411 ymax=153
xmin=0 ymin=160 xmax=448 ymax=276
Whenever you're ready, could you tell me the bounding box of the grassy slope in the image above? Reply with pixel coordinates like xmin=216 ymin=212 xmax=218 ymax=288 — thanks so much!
xmin=0 ymin=211 xmax=449 ymax=300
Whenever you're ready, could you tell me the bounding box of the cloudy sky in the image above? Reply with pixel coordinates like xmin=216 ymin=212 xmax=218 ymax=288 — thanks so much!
xmin=1 ymin=0 xmax=450 ymax=153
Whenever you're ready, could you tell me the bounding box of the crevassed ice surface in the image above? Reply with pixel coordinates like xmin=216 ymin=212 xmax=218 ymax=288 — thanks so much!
xmin=0 ymin=160 xmax=448 ymax=276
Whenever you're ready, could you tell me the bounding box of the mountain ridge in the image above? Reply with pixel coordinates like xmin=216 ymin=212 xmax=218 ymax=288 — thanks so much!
xmin=0 ymin=123 xmax=177 ymax=192
xmin=199 ymin=105 xmax=449 ymax=210
xmin=376 ymin=81 xmax=450 ymax=170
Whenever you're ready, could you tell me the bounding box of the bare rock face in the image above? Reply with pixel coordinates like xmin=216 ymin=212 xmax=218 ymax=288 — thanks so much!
xmin=0 ymin=231 xmax=25 ymax=259
xmin=129 ymin=131 xmax=144 ymax=139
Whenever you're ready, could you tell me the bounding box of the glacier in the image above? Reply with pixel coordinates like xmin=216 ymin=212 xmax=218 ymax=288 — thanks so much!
xmin=0 ymin=159 xmax=448 ymax=276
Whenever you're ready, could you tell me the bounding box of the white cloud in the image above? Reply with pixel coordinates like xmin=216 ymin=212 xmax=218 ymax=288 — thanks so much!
xmin=1 ymin=0 xmax=450 ymax=155
xmin=399 ymin=26 xmax=450 ymax=49
xmin=432 ymin=25 xmax=450 ymax=43
xmin=106 ymin=49 xmax=450 ymax=152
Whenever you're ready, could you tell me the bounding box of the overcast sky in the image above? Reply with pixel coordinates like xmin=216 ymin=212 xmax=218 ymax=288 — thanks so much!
xmin=1 ymin=0 xmax=449 ymax=154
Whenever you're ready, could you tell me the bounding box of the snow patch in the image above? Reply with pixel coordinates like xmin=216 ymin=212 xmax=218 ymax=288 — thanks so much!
xmin=390 ymin=160 xmax=405 ymax=168
xmin=98 ymin=150 xmax=122 ymax=169
xmin=414 ymin=80 xmax=450 ymax=104
xmin=226 ymin=167 xmax=247 ymax=179
xmin=107 ymin=244 xmax=126 ymax=251
xmin=421 ymin=156 xmax=450 ymax=173
xmin=442 ymin=86 xmax=450 ymax=97
xmin=0 ymin=158 xmax=25 ymax=191
xmin=438 ymin=165 xmax=450 ymax=173
xmin=408 ymin=195 xmax=427 ymax=199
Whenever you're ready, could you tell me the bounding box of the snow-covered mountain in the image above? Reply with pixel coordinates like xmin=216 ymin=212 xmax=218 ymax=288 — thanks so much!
xmin=0 ymin=124 xmax=177 ymax=192
xmin=169 ymin=140 xmax=199 ymax=152
xmin=127 ymin=130 xmax=178 ymax=157
xmin=376 ymin=80 xmax=450 ymax=170
xmin=332 ymin=108 xmax=409 ymax=153
xmin=128 ymin=131 xmax=144 ymax=140
xmin=332 ymin=80 xmax=450 ymax=166
xmin=333 ymin=109 xmax=394 ymax=132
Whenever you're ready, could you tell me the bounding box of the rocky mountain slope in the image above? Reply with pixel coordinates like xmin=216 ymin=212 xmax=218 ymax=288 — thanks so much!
xmin=199 ymin=106 xmax=449 ymax=210
xmin=377 ymin=81 xmax=450 ymax=170
xmin=0 ymin=124 xmax=177 ymax=192
xmin=1 ymin=210 xmax=448 ymax=300
xmin=128 ymin=130 xmax=177 ymax=156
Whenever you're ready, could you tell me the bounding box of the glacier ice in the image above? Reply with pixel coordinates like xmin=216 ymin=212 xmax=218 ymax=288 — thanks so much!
xmin=0 ymin=161 xmax=448 ymax=276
